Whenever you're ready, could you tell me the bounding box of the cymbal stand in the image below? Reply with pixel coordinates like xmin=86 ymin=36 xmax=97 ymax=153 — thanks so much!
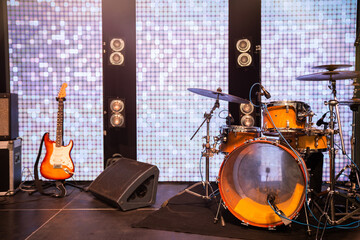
xmin=187 ymin=96 xmax=220 ymax=199
xmin=319 ymin=78 xmax=360 ymax=225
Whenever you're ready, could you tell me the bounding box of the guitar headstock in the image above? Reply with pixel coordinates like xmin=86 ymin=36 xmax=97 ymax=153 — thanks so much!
xmin=57 ymin=83 xmax=68 ymax=101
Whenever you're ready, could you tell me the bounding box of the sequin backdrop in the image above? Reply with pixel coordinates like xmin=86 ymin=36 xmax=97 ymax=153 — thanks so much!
xmin=7 ymin=0 xmax=357 ymax=181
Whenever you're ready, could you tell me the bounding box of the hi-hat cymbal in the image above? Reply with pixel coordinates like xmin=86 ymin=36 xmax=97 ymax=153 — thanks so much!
xmin=312 ymin=64 xmax=352 ymax=71
xmin=296 ymin=71 xmax=360 ymax=81
xmin=188 ymin=88 xmax=249 ymax=104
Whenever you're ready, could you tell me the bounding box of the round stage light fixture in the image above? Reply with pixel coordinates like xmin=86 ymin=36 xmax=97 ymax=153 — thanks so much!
xmin=110 ymin=38 xmax=125 ymax=52
xmin=109 ymin=52 xmax=124 ymax=66
xmin=236 ymin=39 xmax=251 ymax=52
xmin=237 ymin=53 xmax=252 ymax=67
xmin=110 ymin=99 xmax=125 ymax=113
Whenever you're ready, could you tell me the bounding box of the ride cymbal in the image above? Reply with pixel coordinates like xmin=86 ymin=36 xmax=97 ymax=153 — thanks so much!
xmin=188 ymin=88 xmax=249 ymax=104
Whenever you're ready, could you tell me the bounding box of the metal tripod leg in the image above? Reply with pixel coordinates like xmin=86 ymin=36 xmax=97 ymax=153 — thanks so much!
xmin=303 ymin=202 xmax=311 ymax=236
xmin=214 ymin=198 xmax=225 ymax=226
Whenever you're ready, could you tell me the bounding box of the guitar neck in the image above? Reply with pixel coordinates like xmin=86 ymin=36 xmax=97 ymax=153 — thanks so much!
xmin=56 ymin=99 xmax=64 ymax=147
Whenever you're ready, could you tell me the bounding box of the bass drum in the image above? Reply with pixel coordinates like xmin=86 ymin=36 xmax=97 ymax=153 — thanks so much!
xmin=218 ymin=139 xmax=308 ymax=228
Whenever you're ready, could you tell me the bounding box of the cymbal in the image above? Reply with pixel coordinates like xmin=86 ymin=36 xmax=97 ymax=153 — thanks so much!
xmin=312 ymin=64 xmax=352 ymax=71
xmin=346 ymin=82 xmax=360 ymax=87
xmin=296 ymin=71 xmax=360 ymax=81
xmin=188 ymin=88 xmax=250 ymax=104
xmin=338 ymin=99 xmax=360 ymax=106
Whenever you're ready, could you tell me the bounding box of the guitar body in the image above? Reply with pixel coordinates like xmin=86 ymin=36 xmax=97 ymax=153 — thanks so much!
xmin=40 ymin=133 xmax=75 ymax=180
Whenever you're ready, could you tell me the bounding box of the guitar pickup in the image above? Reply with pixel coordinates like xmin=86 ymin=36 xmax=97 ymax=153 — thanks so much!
xmin=53 ymin=164 xmax=62 ymax=169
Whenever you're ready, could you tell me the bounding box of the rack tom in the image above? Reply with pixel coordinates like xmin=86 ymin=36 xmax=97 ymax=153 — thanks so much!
xmin=219 ymin=125 xmax=260 ymax=154
xmin=263 ymin=101 xmax=311 ymax=135
xmin=282 ymin=128 xmax=328 ymax=153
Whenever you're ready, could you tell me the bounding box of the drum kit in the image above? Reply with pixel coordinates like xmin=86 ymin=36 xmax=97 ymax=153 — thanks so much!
xmin=187 ymin=64 xmax=360 ymax=230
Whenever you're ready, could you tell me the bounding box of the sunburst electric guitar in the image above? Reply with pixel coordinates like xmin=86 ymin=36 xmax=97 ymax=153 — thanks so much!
xmin=40 ymin=83 xmax=75 ymax=180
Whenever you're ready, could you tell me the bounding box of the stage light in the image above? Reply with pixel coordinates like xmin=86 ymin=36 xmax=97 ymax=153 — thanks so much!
xmin=239 ymin=103 xmax=255 ymax=127
xmin=110 ymin=99 xmax=125 ymax=112
xmin=236 ymin=38 xmax=253 ymax=67
xmin=109 ymin=38 xmax=125 ymax=66
xmin=237 ymin=53 xmax=252 ymax=67
xmin=240 ymin=114 xmax=255 ymax=127
xmin=240 ymin=103 xmax=254 ymax=114
xmin=109 ymin=52 xmax=124 ymax=65
xmin=110 ymin=38 xmax=125 ymax=52
xmin=236 ymin=39 xmax=251 ymax=52
xmin=108 ymin=98 xmax=125 ymax=128
xmin=110 ymin=113 xmax=125 ymax=127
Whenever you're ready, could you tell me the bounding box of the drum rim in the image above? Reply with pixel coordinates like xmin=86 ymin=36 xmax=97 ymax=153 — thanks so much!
xmin=221 ymin=125 xmax=261 ymax=132
xmin=264 ymin=100 xmax=308 ymax=107
xmin=218 ymin=139 xmax=308 ymax=228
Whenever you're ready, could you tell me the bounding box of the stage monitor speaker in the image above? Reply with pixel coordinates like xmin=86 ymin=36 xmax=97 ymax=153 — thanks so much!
xmin=88 ymin=157 xmax=159 ymax=211
xmin=0 ymin=93 xmax=19 ymax=140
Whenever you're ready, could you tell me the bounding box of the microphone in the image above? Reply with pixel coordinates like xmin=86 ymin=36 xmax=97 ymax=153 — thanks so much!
xmin=260 ymin=84 xmax=271 ymax=99
xmin=226 ymin=113 xmax=234 ymax=125
xmin=267 ymin=193 xmax=291 ymax=226
xmin=316 ymin=112 xmax=328 ymax=127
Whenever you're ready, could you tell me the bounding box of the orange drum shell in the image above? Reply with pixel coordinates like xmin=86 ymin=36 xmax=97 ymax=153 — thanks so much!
xmin=285 ymin=135 xmax=328 ymax=152
xmin=218 ymin=139 xmax=307 ymax=228
xmin=219 ymin=131 xmax=260 ymax=153
xmin=263 ymin=105 xmax=305 ymax=132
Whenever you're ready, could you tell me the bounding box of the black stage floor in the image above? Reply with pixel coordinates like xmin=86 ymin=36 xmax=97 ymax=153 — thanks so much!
xmin=1 ymin=182 xmax=360 ymax=240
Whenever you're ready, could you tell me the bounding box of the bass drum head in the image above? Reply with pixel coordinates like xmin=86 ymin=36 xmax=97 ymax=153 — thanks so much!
xmin=218 ymin=139 xmax=307 ymax=228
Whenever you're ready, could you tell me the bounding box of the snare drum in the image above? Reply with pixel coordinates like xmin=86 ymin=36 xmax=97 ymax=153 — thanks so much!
xmin=218 ymin=139 xmax=308 ymax=228
xmin=282 ymin=129 xmax=328 ymax=153
xmin=263 ymin=101 xmax=311 ymax=135
xmin=219 ymin=125 xmax=260 ymax=153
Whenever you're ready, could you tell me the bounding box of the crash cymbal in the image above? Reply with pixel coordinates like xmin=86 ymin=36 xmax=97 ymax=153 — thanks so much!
xmin=296 ymin=71 xmax=360 ymax=81
xmin=312 ymin=64 xmax=352 ymax=71
xmin=188 ymin=88 xmax=250 ymax=104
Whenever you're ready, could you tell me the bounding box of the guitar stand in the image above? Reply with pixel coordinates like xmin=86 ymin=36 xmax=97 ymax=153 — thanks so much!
xmin=31 ymin=132 xmax=85 ymax=198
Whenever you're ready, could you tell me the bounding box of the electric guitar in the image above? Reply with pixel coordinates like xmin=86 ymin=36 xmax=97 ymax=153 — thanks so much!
xmin=40 ymin=83 xmax=75 ymax=180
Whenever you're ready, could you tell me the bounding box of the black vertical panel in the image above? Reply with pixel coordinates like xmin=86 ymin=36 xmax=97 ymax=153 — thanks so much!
xmin=102 ymin=0 xmax=136 ymax=165
xmin=228 ymin=0 xmax=261 ymax=126
xmin=0 ymin=0 xmax=10 ymax=93
xmin=354 ymin=1 xmax=360 ymax=167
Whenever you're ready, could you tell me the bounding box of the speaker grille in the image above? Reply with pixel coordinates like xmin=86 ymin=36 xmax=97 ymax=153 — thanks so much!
xmin=0 ymin=93 xmax=19 ymax=140
xmin=0 ymin=98 xmax=9 ymax=136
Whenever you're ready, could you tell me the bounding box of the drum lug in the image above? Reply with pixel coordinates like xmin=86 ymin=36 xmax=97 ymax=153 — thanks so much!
xmin=315 ymin=136 xmax=319 ymax=148
xmin=241 ymin=221 xmax=249 ymax=226
xmin=286 ymin=105 xmax=289 ymax=113
xmin=286 ymin=120 xmax=290 ymax=128
xmin=268 ymin=226 xmax=276 ymax=230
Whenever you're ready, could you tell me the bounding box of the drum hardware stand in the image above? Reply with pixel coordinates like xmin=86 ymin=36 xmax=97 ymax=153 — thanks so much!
xmin=187 ymin=92 xmax=220 ymax=200
xmin=314 ymin=78 xmax=360 ymax=225
xmin=214 ymin=196 xmax=226 ymax=226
